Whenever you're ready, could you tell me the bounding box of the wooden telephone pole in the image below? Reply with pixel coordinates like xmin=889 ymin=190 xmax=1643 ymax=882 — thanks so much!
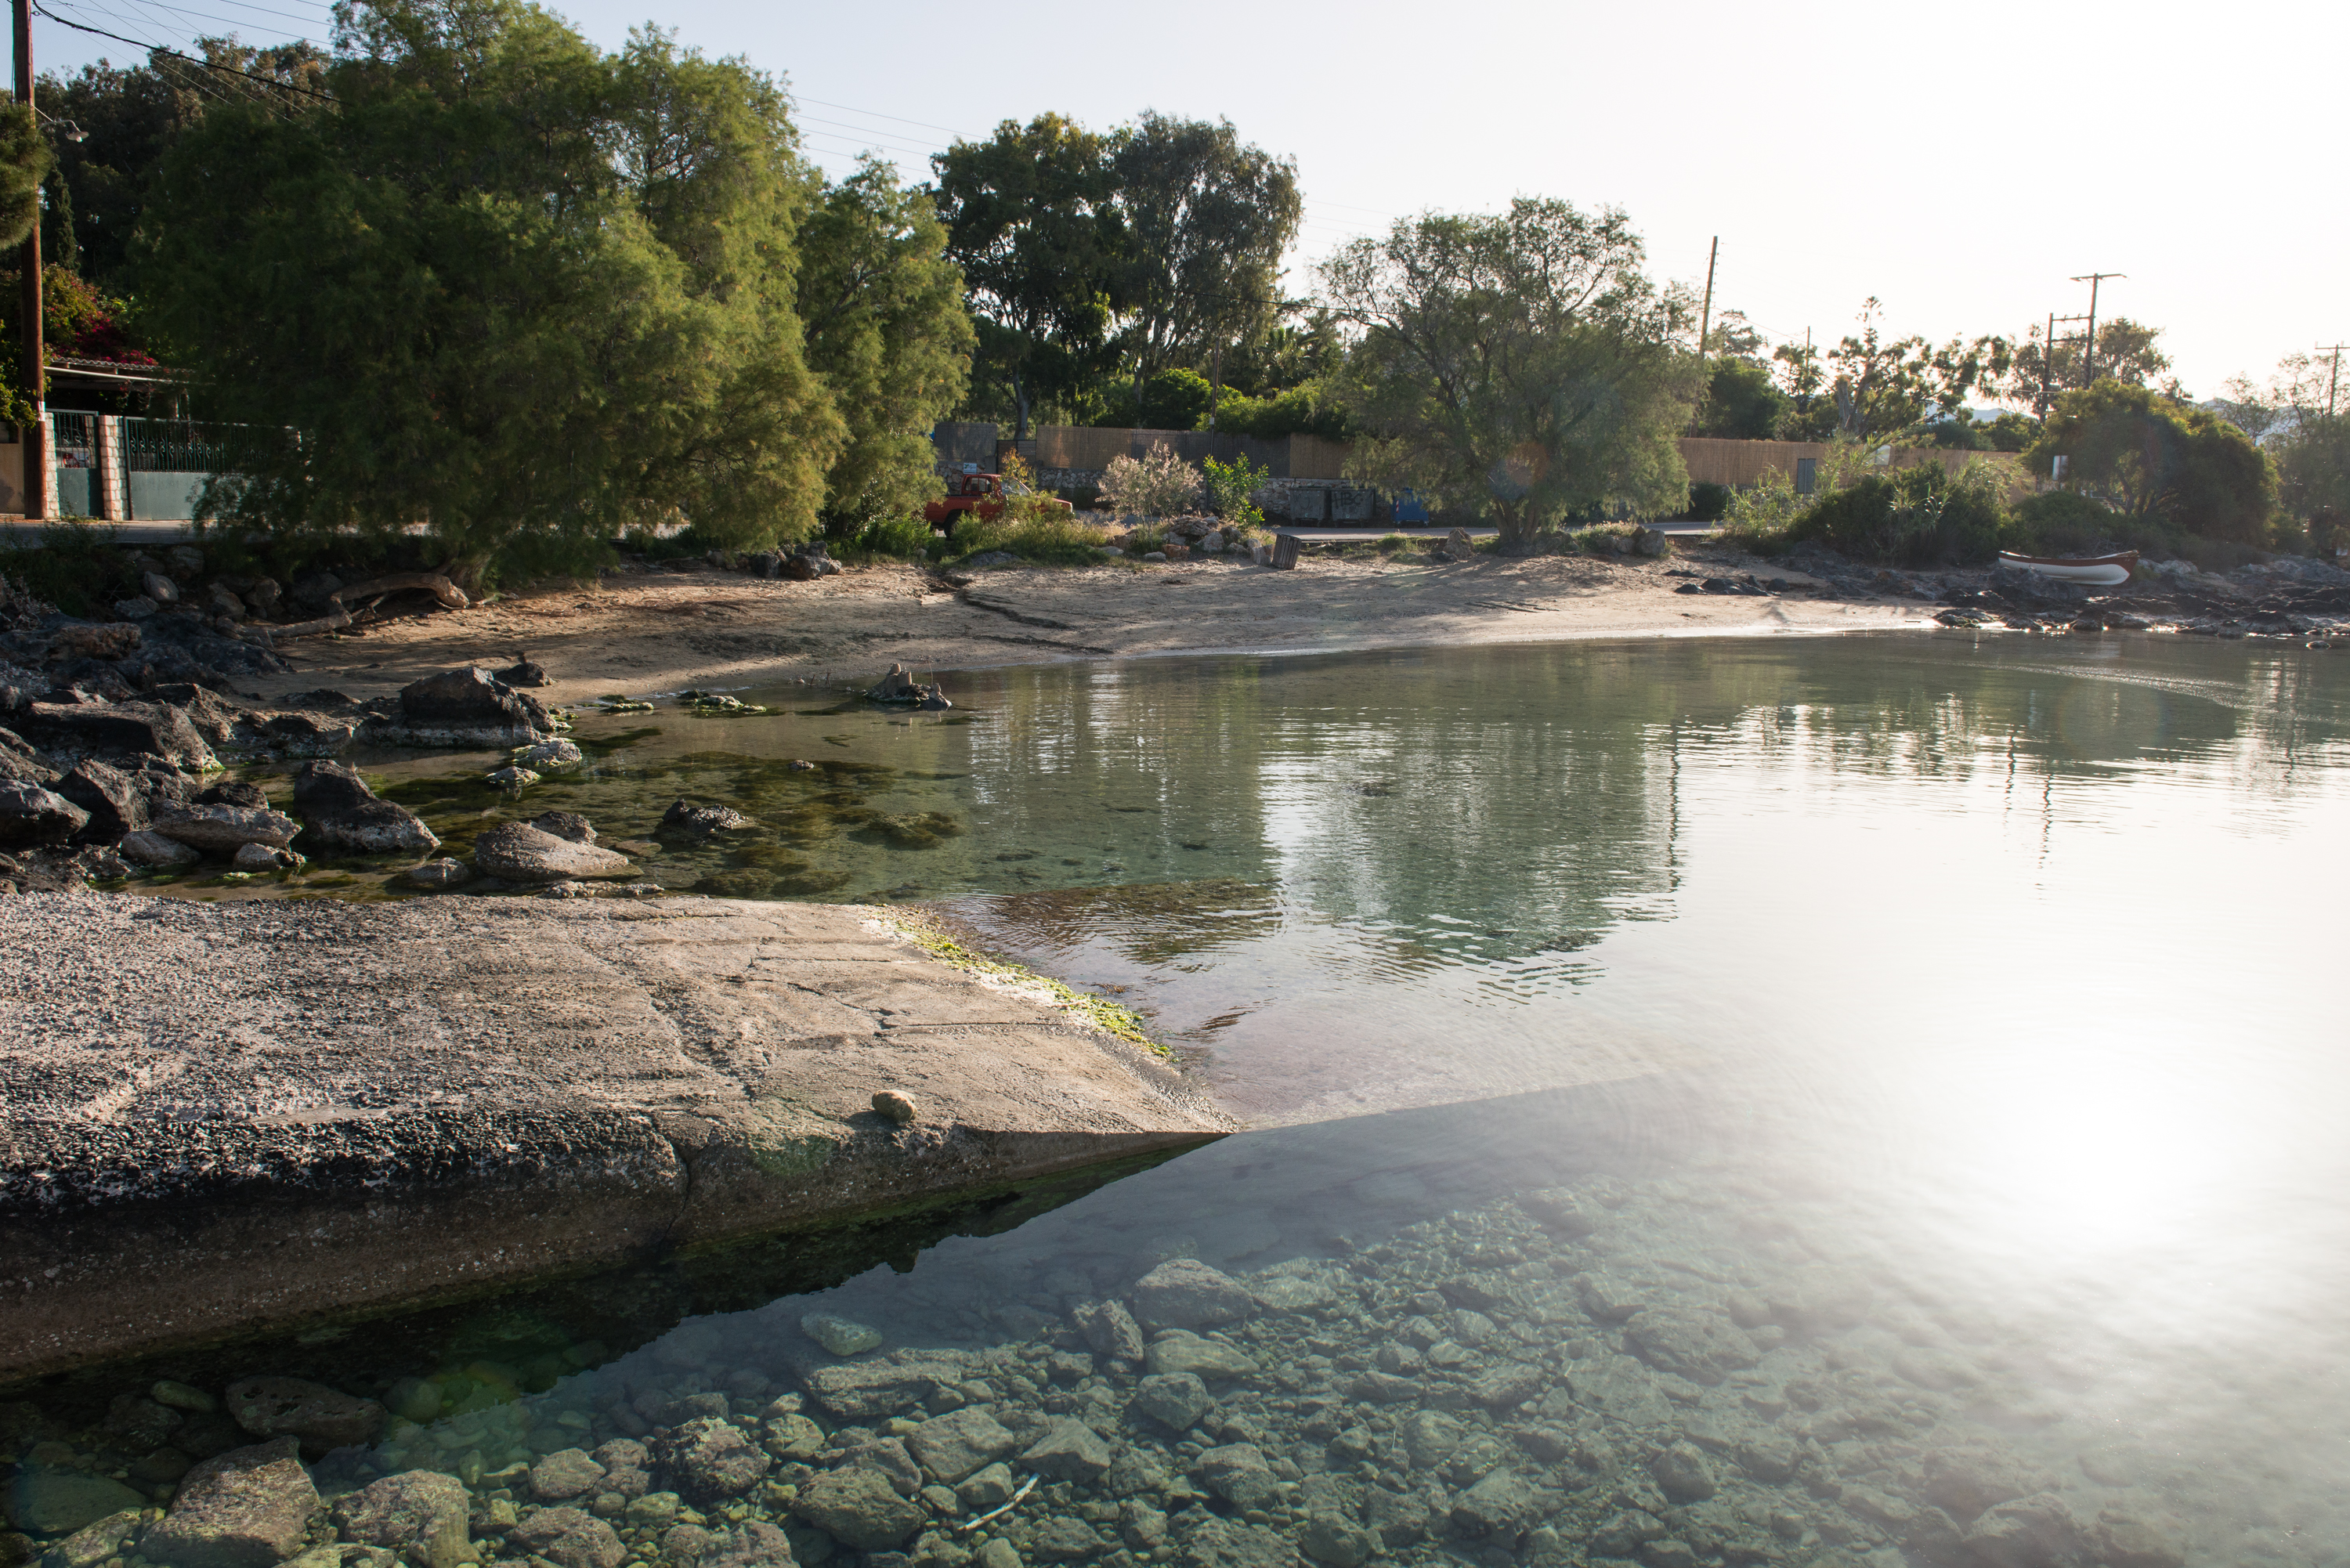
xmin=13 ymin=0 xmax=44 ymax=519
xmin=2316 ymin=343 xmax=2348 ymax=419
xmin=1697 ymin=237 xmax=1718 ymax=358
xmin=2069 ymin=272 xmax=2124 ymax=388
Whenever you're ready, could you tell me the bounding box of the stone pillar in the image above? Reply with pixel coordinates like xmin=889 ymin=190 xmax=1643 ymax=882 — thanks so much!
xmin=96 ymin=414 xmax=126 ymax=520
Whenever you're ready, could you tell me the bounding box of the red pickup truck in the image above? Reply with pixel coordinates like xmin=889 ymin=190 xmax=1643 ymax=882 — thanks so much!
xmin=924 ymin=470 xmax=1073 ymax=526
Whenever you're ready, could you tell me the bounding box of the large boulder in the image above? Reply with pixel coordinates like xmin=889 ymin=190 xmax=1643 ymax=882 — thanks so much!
xmin=797 ymin=1353 xmax=969 ymax=1422
xmin=290 ymin=762 xmax=439 ymax=855
xmin=471 ymin=822 xmax=633 ymax=883
xmin=119 ymin=829 xmax=201 ymax=869
xmin=333 ymin=1471 xmax=471 ymax=1568
xmin=151 ymin=804 xmax=302 ymax=857
xmin=1143 ymin=1331 xmax=1259 ymax=1382
xmin=369 ymin=668 xmax=550 ymax=748
xmin=143 ymin=1437 xmax=320 ymax=1568
xmin=11 ymin=701 xmax=219 ymax=770
xmin=51 ymin=760 xmax=148 ymax=843
xmin=0 ymin=782 xmax=89 ymax=848
xmin=906 ymin=1408 xmax=1018 ymax=1485
xmin=508 ymin=1508 xmax=624 ymax=1568
xmin=649 ymin=1420 xmax=768 ymax=1504
xmin=222 ymin=1377 xmax=385 ymax=1451
xmin=0 ymin=1470 xmax=146 ymax=1536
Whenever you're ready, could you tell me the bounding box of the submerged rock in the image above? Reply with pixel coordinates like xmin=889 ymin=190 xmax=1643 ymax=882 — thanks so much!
xmin=787 ymin=1468 xmax=923 ymax=1550
xmin=1130 ymin=1259 xmax=1258 ymax=1331
xmin=333 ymin=1471 xmax=471 ymax=1568
xmin=1 ymin=1471 xmax=146 ymax=1536
xmin=143 ymin=1437 xmax=319 ymax=1568
xmin=661 ymin=800 xmax=750 ymax=834
xmin=801 ymin=1312 xmax=884 ymax=1357
xmin=224 ymin=1377 xmax=386 ymax=1451
xmin=530 ymin=811 xmax=597 ymax=844
xmin=230 ymin=843 xmax=303 ymax=873
xmin=508 ymin=1507 xmax=624 ymax=1568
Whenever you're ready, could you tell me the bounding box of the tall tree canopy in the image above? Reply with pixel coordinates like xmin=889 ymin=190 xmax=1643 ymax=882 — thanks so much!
xmin=930 ymin=114 xmax=1123 ymax=439
xmin=1321 ymin=197 xmax=1701 ymax=551
xmin=2026 ymin=381 xmax=2272 ymax=542
xmin=1110 ymin=111 xmax=1300 ymax=410
xmin=137 ymin=0 xmax=974 ymax=579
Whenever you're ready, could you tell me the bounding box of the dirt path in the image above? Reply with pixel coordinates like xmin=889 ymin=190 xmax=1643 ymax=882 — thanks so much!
xmin=244 ymin=547 xmax=1937 ymax=705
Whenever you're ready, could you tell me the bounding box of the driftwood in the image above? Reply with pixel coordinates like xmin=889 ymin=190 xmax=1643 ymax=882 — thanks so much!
xmin=239 ymin=605 xmax=353 ymax=646
xmin=331 ymin=572 xmax=469 ymax=611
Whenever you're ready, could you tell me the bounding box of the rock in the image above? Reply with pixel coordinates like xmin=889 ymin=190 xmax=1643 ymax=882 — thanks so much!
xmin=145 ymin=573 xmax=180 ymax=604
xmin=508 ymin=1508 xmax=625 ymax=1568
xmin=1961 ymin=1494 xmax=2083 ymax=1568
xmin=1401 ymin=1411 xmax=1461 ymax=1470
xmin=1123 ymin=1371 xmax=1209 ymax=1435
xmin=528 ymin=1451 xmax=608 ymax=1503
xmin=222 ymin=1377 xmax=386 ymax=1451
xmin=1359 ymin=1488 xmax=1430 ymax=1548
xmin=119 ymin=829 xmax=201 ymax=869
xmin=376 ymin=668 xmax=548 ymax=748
xmin=1622 ymin=1307 xmax=1758 ymax=1385
xmin=1129 ymin=1259 xmax=1257 ymax=1331
xmin=1468 ymin=1364 xmax=1546 ymax=1409
xmin=1073 ymin=1299 xmax=1146 ymax=1364
xmin=2090 ymin=1508 xmax=2185 ymax=1568
xmin=1448 ymin=1469 xmax=1532 ymax=1537
xmin=956 ymin=1463 xmax=1015 ymax=1512
xmin=333 ymin=1471 xmax=472 ymax=1568
xmin=496 ymin=659 xmax=551 ymax=688
xmin=699 ymin=1522 xmax=792 ymax=1568
xmin=12 ymin=701 xmax=219 ymax=770
xmin=1296 ymin=1516 xmax=1372 ymax=1568
xmin=1249 ymin=1275 xmax=1333 ymax=1313
xmin=400 ymin=858 xmax=471 ymax=889
xmin=662 ymin=800 xmax=750 ymax=833
xmin=151 ymin=804 xmax=301 ymax=856
xmin=2 ymin=1472 xmax=146 ymax=1537
xmin=51 ymin=761 xmax=146 ymax=843
xmin=799 ymin=1354 xmax=967 ymax=1422
xmin=0 ymin=782 xmax=88 ymax=848
xmin=1650 ymin=1442 xmax=1716 ymax=1502
xmin=788 ymin=1469 xmax=924 ymax=1551
xmin=1191 ymin=1444 xmax=1274 ymax=1511
xmin=46 ymin=623 xmax=143 ymax=662
xmin=1144 ymin=1331 xmax=1257 ymax=1382
xmin=906 ymin=1410 xmax=1017 ymax=1485
xmin=1021 ymin=1418 xmax=1113 ymax=1483
xmin=291 ymin=762 xmax=439 ymax=855
xmin=1443 ymin=526 xmax=1475 ymax=561
xmin=530 ymin=812 xmax=596 ymax=844
xmin=1565 ymin=1353 xmax=1672 ymax=1427
xmin=871 ymin=1089 xmax=916 ymax=1125
xmin=649 ymin=1420 xmax=769 ymax=1504
xmin=44 ymin=1508 xmax=144 ymax=1568
xmin=1921 ymin=1444 xmax=2037 ymax=1523
xmin=231 ymin=843 xmax=303 ymax=873
xmin=801 ymin=1312 xmax=884 ymax=1357
xmin=974 ymin=1541 xmax=1019 ymax=1568
xmin=1031 ymin=1516 xmax=1105 ymax=1560
xmin=1519 ymin=1188 xmax=1600 ymax=1238
xmin=153 ymin=1382 xmax=217 ymax=1414
xmin=515 ymin=739 xmax=582 ymax=769
xmin=486 ymin=766 xmax=538 ymax=788
xmin=143 ymin=1437 xmax=319 ymax=1568
xmin=1173 ymin=1513 xmax=1291 ymax=1568
xmin=472 ymin=822 xmax=633 ymax=883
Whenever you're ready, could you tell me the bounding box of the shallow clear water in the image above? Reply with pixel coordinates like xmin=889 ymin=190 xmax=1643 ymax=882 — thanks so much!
xmin=15 ymin=633 xmax=2350 ymax=1568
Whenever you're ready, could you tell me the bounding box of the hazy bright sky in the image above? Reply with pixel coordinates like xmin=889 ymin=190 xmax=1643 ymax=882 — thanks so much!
xmin=31 ymin=0 xmax=2345 ymax=403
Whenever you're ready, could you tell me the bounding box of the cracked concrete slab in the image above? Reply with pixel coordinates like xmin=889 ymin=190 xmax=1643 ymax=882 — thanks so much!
xmin=0 ymin=891 xmax=1229 ymax=1381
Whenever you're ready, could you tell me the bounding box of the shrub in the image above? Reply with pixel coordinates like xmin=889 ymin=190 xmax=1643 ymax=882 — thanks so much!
xmin=1099 ymin=443 xmax=1199 ymax=516
xmin=1375 ymin=533 xmax=1411 ymax=555
xmin=1136 ymin=368 xmax=1216 ymax=430
xmin=2005 ymin=491 xmax=2128 ymax=558
xmin=1782 ymin=461 xmax=2007 ymax=566
xmin=1683 ymin=482 xmax=1730 ymax=522
xmin=1200 ymin=455 xmax=1269 ymax=526
xmin=840 ymin=513 xmax=934 ymax=562
xmin=0 ymin=520 xmax=139 ymax=617
xmin=952 ymin=511 xmax=1112 ymax=565
xmin=1716 ymin=466 xmax=1811 ymax=548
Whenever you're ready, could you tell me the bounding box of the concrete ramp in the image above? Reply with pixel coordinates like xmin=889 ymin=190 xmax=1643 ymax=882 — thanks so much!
xmin=0 ymin=893 xmax=1229 ymax=1380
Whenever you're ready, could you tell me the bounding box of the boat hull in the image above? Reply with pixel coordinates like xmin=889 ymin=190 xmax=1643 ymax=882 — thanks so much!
xmin=1998 ymin=551 xmax=2136 ymax=587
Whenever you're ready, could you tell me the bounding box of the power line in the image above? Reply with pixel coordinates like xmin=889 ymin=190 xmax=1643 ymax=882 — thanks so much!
xmin=35 ymin=0 xmax=331 ymax=98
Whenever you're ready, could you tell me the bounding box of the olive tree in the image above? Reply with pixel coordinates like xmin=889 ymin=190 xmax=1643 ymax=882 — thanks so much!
xmin=2026 ymin=380 xmax=2273 ymax=542
xmin=1319 ymin=197 xmax=1701 ymax=551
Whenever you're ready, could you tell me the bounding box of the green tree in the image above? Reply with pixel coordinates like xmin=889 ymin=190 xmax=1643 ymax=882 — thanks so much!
xmin=930 ymin=113 xmax=1123 ymax=441
xmin=1691 ymin=356 xmax=1786 ymax=439
xmin=1320 ymin=197 xmax=1702 ymax=552
xmin=138 ymin=2 xmax=843 ymax=582
xmin=2010 ymin=316 xmax=2174 ymax=408
xmin=0 ymin=100 xmax=49 ymax=253
xmin=1134 ymin=366 xmax=1214 ymax=429
xmin=797 ymin=154 xmax=972 ymax=536
xmin=2026 ymin=380 xmax=2273 ymax=542
xmin=1820 ymin=298 xmax=2010 ymax=443
xmin=1111 ymin=112 xmax=1300 ymax=415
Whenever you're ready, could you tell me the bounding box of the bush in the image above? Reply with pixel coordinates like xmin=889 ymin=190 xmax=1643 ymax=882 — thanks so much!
xmin=1200 ymin=455 xmax=1269 ymax=526
xmin=1099 ymin=443 xmax=1199 ymax=516
xmin=1716 ymin=466 xmax=1811 ymax=547
xmin=1781 ymin=461 xmax=2007 ymax=566
xmin=1683 ymin=482 xmax=1730 ymax=522
xmin=1135 ymin=368 xmax=1216 ymax=431
xmin=950 ymin=511 xmax=1112 ymax=566
xmin=1213 ymin=385 xmax=1351 ymax=441
xmin=0 ymin=520 xmax=139 ymax=617
xmin=2005 ymin=491 xmax=2127 ymax=558
xmin=838 ymin=513 xmax=935 ymax=562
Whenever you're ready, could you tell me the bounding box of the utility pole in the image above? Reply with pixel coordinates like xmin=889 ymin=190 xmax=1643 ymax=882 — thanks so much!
xmin=2317 ymin=343 xmax=2348 ymax=418
xmin=2070 ymin=272 xmax=2124 ymax=388
xmin=1697 ymin=237 xmax=1718 ymax=358
xmin=2047 ymin=313 xmax=2091 ymax=413
xmin=12 ymin=0 xmax=43 ymax=520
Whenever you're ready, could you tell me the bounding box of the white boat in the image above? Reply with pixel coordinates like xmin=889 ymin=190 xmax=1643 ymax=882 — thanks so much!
xmin=1998 ymin=550 xmax=2138 ymax=587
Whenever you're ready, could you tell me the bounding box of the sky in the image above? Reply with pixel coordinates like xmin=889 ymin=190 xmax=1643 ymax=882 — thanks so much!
xmin=28 ymin=0 xmax=2345 ymax=404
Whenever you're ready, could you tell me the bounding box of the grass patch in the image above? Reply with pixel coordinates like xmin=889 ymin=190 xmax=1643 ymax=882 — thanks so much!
xmin=883 ymin=912 xmax=1164 ymax=1054
xmin=1375 ymin=533 xmax=1412 ymax=555
xmin=952 ymin=511 xmax=1118 ymax=566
